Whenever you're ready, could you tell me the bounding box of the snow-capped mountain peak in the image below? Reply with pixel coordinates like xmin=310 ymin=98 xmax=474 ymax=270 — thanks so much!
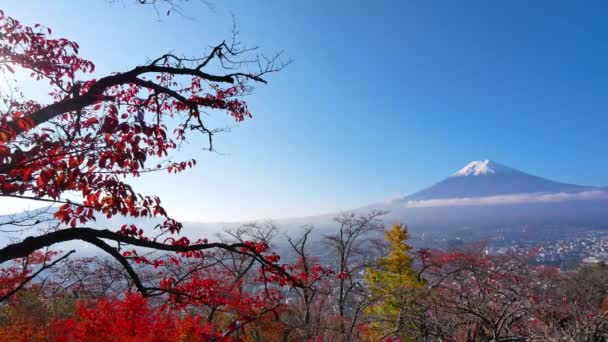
xmin=454 ymin=159 xmax=497 ymax=176
xmin=405 ymin=159 xmax=594 ymax=201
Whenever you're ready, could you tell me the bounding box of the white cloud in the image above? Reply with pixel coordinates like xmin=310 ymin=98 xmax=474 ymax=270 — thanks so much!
xmin=405 ymin=190 xmax=608 ymax=208
xmin=0 ymin=197 xmax=49 ymax=215
xmin=384 ymin=193 xmax=407 ymax=203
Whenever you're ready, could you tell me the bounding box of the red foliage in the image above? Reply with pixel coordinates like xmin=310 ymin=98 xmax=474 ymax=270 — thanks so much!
xmin=0 ymin=250 xmax=60 ymax=298
xmin=0 ymin=9 xmax=252 ymax=233
xmin=0 ymin=8 xmax=294 ymax=339
xmin=2 ymin=293 xmax=233 ymax=341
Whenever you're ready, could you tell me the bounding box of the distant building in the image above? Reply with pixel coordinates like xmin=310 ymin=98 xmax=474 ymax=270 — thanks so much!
xmin=582 ymin=256 xmax=602 ymax=264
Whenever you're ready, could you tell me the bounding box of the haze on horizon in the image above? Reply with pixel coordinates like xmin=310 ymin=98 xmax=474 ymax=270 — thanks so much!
xmin=1 ymin=0 xmax=607 ymax=222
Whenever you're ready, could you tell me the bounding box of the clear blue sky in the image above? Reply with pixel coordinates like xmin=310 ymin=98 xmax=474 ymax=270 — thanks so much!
xmin=2 ymin=0 xmax=608 ymax=221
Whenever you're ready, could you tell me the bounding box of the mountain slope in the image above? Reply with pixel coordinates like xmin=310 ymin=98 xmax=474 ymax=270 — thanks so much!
xmin=405 ymin=160 xmax=594 ymax=200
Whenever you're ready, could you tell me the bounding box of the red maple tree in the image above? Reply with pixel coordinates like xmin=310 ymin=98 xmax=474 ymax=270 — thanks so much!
xmin=0 ymin=9 xmax=297 ymax=339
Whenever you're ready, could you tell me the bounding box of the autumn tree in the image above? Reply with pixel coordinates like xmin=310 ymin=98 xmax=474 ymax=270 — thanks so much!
xmin=364 ymin=223 xmax=423 ymax=341
xmin=413 ymin=246 xmax=562 ymax=341
xmin=533 ymin=263 xmax=608 ymax=340
xmin=0 ymin=8 xmax=297 ymax=338
xmin=323 ymin=211 xmax=386 ymax=341
xmin=279 ymin=226 xmax=335 ymax=341
xmin=0 ymin=292 xmax=221 ymax=341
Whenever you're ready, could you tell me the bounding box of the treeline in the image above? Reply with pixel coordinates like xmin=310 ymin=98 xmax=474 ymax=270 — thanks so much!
xmin=1 ymin=211 xmax=607 ymax=341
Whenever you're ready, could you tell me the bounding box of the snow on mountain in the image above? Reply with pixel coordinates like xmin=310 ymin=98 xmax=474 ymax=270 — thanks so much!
xmin=453 ymin=159 xmax=498 ymax=176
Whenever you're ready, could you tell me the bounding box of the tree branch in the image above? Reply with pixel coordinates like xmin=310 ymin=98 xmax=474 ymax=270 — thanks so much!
xmin=0 ymin=250 xmax=75 ymax=302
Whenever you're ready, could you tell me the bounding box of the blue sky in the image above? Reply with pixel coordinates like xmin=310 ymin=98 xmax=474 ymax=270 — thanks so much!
xmin=2 ymin=1 xmax=607 ymax=221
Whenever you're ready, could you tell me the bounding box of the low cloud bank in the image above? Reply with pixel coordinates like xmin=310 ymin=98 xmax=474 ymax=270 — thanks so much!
xmin=405 ymin=190 xmax=608 ymax=208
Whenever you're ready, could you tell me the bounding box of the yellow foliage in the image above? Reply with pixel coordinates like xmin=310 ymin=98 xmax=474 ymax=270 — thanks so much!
xmin=364 ymin=224 xmax=423 ymax=341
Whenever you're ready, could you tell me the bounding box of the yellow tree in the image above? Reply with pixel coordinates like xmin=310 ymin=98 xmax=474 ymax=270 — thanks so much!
xmin=364 ymin=224 xmax=423 ymax=341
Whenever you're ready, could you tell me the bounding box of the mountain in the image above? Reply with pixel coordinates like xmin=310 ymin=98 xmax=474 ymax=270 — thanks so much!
xmin=355 ymin=159 xmax=608 ymax=245
xmin=3 ymin=159 xmax=607 ymax=253
xmin=400 ymin=159 xmax=595 ymax=201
